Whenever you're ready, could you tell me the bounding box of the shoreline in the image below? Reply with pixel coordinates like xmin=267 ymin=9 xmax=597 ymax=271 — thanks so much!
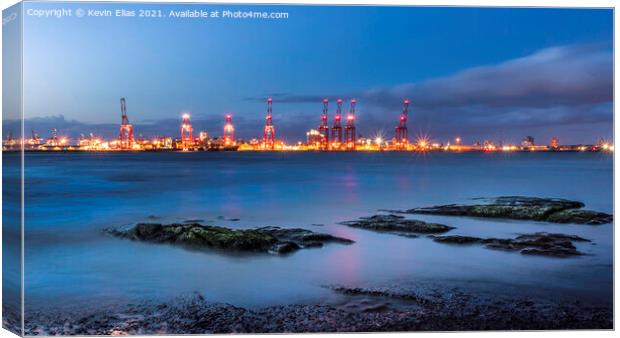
xmin=18 ymin=279 xmax=612 ymax=335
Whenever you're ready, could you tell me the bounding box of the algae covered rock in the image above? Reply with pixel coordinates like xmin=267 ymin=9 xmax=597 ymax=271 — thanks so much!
xmin=107 ymin=223 xmax=353 ymax=255
xmin=339 ymin=214 xmax=454 ymax=235
xmin=405 ymin=196 xmax=611 ymax=225
xmin=545 ymin=209 xmax=613 ymax=225
xmin=431 ymin=232 xmax=590 ymax=257
xmin=482 ymin=232 xmax=590 ymax=257
xmin=257 ymin=226 xmax=354 ymax=246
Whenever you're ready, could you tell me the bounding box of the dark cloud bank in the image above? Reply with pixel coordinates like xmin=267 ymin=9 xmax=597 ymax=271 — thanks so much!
xmin=13 ymin=44 xmax=613 ymax=144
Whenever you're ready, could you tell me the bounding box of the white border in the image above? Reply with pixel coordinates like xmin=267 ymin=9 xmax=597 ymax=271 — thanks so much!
xmin=0 ymin=1 xmax=616 ymax=338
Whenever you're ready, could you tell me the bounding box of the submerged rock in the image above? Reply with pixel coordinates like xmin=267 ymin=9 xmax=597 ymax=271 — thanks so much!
xmin=106 ymin=223 xmax=353 ymax=255
xmin=430 ymin=235 xmax=483 ymax=244
xmin=432 ymin=232 xmax=590 ymax=257
xmin=330 ymin=286 xmax=435 ymax=307
xmin=271 ymin=241 xmax=300 ymax=254
xmin=256 ymin=226 xmax=354 ymax=248
xmin=483 ymin=233 xmax=590 ymax=257
xmin=339 ymin=214 xmax=454 ymax=235
xmin=183 ymin=219 xmax=205 ymax=223
xmin=216 ymin=216 xmax=241 ymax=222
xmin=405 ymin=196 xmax=612 ymax=225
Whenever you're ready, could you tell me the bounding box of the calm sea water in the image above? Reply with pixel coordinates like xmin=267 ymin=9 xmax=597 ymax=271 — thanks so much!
xmin=8 ymin=152 xmax=613 ymax=313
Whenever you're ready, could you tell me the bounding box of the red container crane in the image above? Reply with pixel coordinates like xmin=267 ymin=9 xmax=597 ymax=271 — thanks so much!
xmin=263 ymin=97 xmax=276 ymax=150
xmin=223 ymin=114 xmax=235 ymax=145
xmin=394 ymin=99 xmax=410 ymax=149
xmin=330 ymin=99 xmax=343 ymax=148
xmin=181 ymin=113 xmax=193 ymax=148
xmin=119 ymin=97 xmax=134 ymax=149
xmin=344 ymin=99 xmax=357 ymax=149
xmin=318 ymin=99 xmax=330 ymax=150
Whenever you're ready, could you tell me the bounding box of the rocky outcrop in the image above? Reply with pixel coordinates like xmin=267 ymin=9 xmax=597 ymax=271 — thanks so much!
xmin=339 ymin=214 xmax=454 ymax=236
xmin=106 ymin=223 xmax=353 ymax=255
xmin=404 ymin=196 xmax=612 ymax=225
xmin=431 ymin=232 xmax=590 ymax=257
xmin=483 ymin=233 xmax=590 ymax=257
xmin=545 ymin=209 xmax=613 ymax=225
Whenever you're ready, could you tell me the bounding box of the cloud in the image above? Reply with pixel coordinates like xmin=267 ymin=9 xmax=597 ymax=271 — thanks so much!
xmin=371 ymin=44 xmax=612 ymax=110
xmin=270 ymin=44 xmax=612 ymax=110
xmin=261 ymin=44 xmax=613 ymax=142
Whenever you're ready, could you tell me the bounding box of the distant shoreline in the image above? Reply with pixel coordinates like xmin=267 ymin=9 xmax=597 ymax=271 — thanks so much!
xmin=2 ymin=148 xmax=613 ymax=154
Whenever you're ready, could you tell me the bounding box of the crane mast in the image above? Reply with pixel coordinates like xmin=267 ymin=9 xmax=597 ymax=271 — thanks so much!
xmin=119 ymin=97 xmax=134 ymax=149
xmin=262 ymin=97 xmax=276 ymax=149
xmin=318 ymin=99 xmax=330 ymax=150
xmin=344 ymin=99 xmax=357 ymax=149
xmin=330 ymin=99 xmax=343 ymax=148
xmin=394 ymin=99 xmax=410 ymax=149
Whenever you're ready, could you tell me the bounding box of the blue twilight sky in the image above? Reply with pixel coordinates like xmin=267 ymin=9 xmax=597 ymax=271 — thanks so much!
xmin=16 ymin=2 xmax=613 ymax=144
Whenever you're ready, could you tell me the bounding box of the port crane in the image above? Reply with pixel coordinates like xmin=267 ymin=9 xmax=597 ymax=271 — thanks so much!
xmin=263 ymin=98 xmax=275 ymax=149
xmin=181 ymin=113 xmax=193 ymax=149
xmin=331 ymin=99 xmax=343 ymax=148
xmin=223 ymin=114 xmax=235 ymax=145
xmin=119 ymin=97 xmax=134 ymax=149
xmin=394 ymin=99 xmax=409 ymax=149
xmin=344 ymin=99 xmax=357 ymax=149
xmin=318 ymin=99 xmax=330 ymax=150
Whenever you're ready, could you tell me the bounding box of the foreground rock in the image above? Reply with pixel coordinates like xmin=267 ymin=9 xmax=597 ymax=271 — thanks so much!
xmin=23 ymin=286 xmax=612 ymax=335
xmin=404 ymin=196 xmax=612 ymax=225
xmin=431 ymin=232 xmax=590 ymax=257
xmin=106 ymin=223 xmax=353 ymax=255
xmin=339 ymin=214 xmax=454 ymax=237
